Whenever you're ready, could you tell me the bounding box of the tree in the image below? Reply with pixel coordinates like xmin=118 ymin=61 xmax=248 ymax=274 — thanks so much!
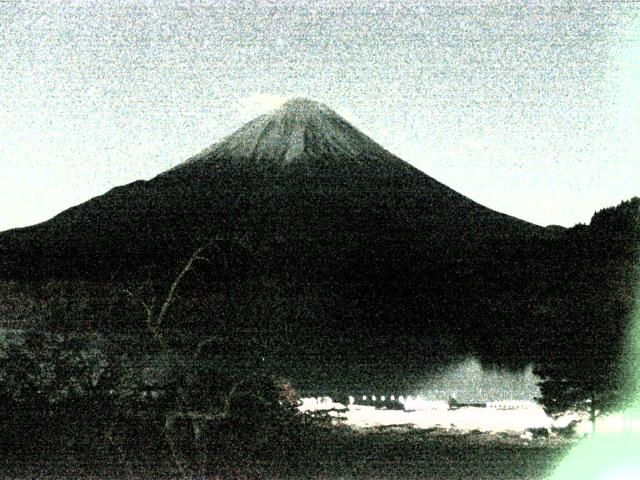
xmin=534 ymin=198 xmax=639 ymax=434
xmin=124 ymin=244 xmax=209 ymax=346
xmin=534 ymin=358 xmax=622 ymax=434
xmin=124 ymin=243 xmax=305 ymax=476
xmin=0 ymin=331 xmax=124 ymax=452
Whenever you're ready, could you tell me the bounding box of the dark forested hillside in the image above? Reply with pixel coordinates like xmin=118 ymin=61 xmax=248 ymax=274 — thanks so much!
xmin=0 ymin=100 xmax=636 ymax=394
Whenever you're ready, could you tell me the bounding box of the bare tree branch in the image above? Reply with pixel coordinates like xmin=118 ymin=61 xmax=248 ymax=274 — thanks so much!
xmin=123 ymin=288 xmax=155 ymax=324
xmin=124 ymin=243 xmax=210 ymax=345
xmin=155 ymin=245 xmax=207 ymax=332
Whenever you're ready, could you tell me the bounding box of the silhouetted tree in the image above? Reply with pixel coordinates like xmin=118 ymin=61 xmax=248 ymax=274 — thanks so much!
xmin=123 ymin=244 xmax=307 ymax=476
xmin=534 ymin=358 xmax=621 ymax=433
xmin=535 ymin=197 xmax=639 ymax=433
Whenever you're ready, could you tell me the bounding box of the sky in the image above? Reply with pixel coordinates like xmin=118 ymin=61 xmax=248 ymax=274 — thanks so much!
xmin=1 ymin=0 xmax=639 ymax=231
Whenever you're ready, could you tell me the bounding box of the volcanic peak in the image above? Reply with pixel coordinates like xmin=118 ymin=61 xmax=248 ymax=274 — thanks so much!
xmin=176 ymin=98 xmax=395 ymax=170
xmin=275 ymin=97 xmax=335 ymax=119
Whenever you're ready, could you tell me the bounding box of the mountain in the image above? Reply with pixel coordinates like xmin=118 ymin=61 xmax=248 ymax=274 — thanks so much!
xmin=0 ymin=98 xmax=544 ymax=274
xmin=0 ymin=98 xmax=559 ymax=392
xmin=175 ymin=97 xmax=402 ymax=167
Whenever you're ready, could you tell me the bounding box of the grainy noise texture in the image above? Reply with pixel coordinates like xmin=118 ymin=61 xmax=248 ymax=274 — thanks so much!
xmin=1 ymin=2 xmax=639 ymax=480
xmin=1 ymin=0 xmax=639 ymax=230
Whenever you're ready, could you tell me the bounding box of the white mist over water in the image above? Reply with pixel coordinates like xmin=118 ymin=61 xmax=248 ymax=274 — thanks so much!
xmin=413 ymin=357 xmax=541 ymax=403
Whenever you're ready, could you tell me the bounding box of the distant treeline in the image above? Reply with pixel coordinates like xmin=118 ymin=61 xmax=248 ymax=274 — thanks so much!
xmin=0 ymin=198 xmax=638 ymax=394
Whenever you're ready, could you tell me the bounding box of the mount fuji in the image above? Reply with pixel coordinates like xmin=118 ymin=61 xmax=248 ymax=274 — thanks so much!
xmin=0 ymin=98 xmax=544 ymax=273
xmin=0 ymin=98 xmax=558 ymax=390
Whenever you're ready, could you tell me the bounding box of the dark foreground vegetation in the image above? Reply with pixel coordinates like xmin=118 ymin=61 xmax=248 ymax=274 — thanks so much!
xmin=0 ymin=329 xmax=322 ymax=479
xmin=0 ymin=330 xmax=575 ymax=480
xmin=0 ymin=420 xmax=570 ymax=480
xmin=0 ymin=198 xmax=636 ymax=478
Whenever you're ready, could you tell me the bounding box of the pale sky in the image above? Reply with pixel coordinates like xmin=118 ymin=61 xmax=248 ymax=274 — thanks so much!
xmin=1 ymin=0 xmax=639 ymax=231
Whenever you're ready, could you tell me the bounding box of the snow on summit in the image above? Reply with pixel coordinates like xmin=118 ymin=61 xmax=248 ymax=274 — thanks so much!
xmin=178 ymin=98 xmax=400 ymax=169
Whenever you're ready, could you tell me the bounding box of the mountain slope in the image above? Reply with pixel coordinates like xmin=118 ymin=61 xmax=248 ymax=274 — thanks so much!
xmin=176 ymin=98 xmax=401 ymax=168
xmin=0 ymin=98 xmax=557 ymax=389
xmin=0 ymin=100 xmax=536 ymax=282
